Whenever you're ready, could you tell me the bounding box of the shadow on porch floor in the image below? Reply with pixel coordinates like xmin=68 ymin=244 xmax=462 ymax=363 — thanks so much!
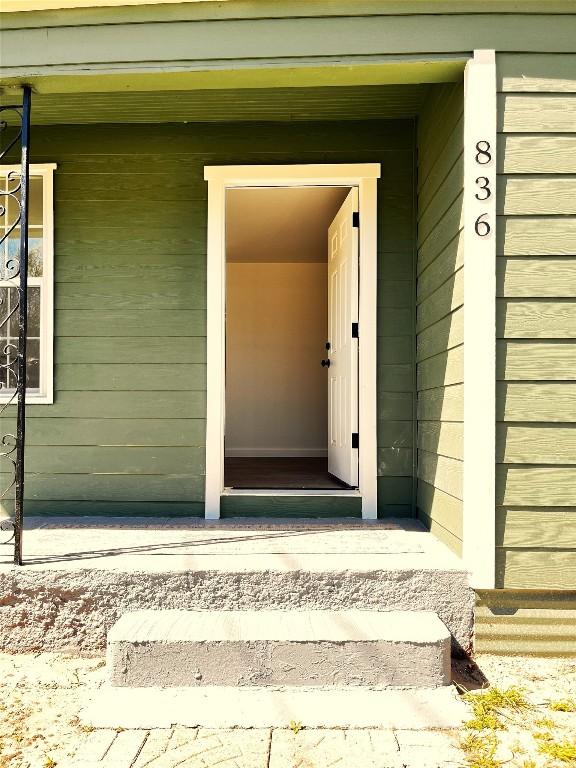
xmin=0 ymin=516 xmax=464 ymax=573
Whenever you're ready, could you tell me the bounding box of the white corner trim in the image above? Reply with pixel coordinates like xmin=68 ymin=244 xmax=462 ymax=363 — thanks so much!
xmin=462 ymin=50 xmax=497 ymax=588
xmin=205 ymin=164 xmax=380 ymax=520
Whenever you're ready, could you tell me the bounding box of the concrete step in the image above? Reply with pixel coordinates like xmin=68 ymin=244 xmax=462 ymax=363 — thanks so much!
xmin=107 ymin=609 xmax=451 ymax=689
xmin=80 ymin=684 xmax=467 ymax=730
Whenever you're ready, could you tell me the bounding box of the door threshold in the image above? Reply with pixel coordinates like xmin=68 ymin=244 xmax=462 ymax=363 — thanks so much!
xmin=222 ymin=488 xmax=361 ymax=497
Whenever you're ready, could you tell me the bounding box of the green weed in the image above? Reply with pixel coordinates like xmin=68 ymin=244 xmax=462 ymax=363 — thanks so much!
xmin=549 ymin=698 xmax=576 ymax=713
xmin=534 ymin=730 xmax=576 ymax=763
xmin=534 ymin=716 xmax=555 ymax=729
xmin=464 ymin=713 xmax=504 ymax=731
xmin=462 ymin=685 xmax=530 ymax=731
xmin=289 ymin=720 xmax=303 ymax=735
xmin=459 ymin=732 xmax=502 ymax=768
xmin=533 ymin=729 xmax=553 ymax=742
xmin=537 ymin=739 xmax=576 ymax=763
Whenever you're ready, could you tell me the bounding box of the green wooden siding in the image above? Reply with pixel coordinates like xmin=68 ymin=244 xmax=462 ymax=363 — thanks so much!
xmin=1 ymin=119 xmax=416 ymax=517
xmin=220 ymin=495 xmax=362 ymax=519
xmin=496 ymin=54 xmax=576 ymax=589
xmin=415 ymin=83 xmax=465 ymax=556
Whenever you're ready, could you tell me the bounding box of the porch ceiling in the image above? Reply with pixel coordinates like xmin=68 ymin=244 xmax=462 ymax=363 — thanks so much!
xmin=1 ymin=84 xmax=429 ymax=125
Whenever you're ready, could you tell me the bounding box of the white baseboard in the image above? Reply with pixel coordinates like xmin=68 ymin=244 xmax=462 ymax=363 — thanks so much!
xmin=225 ymin=448 xmax=328 ymax=458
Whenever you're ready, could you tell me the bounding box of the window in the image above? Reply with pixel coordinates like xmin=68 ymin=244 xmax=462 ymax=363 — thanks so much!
xmin=0 ymin=164 xmax=55 ymax=404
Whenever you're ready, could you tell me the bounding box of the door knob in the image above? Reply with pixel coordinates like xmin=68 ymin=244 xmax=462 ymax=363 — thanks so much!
xmin=321 ymin=359 xmax=331 ymax=368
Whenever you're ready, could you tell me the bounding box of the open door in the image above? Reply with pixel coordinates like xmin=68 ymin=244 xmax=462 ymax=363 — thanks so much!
xmin=326 ymin=187 xmax=359 ymax=487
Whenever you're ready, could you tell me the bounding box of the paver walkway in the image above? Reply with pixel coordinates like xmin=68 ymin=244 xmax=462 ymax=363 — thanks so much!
xmin=65 ymin=726 xmax=465 ymax=768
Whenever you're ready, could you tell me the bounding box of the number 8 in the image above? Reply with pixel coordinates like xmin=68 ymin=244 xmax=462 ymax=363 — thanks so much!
xmin=475 ymin=141 xmax=492 ymax=165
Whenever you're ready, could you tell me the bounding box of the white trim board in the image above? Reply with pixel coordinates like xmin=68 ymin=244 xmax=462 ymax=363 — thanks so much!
xmin=222 ymin=489 xmax=362 ymax=498
xmin=462 ymin=50 xmax=497 ymax=589
xmin=205 ymin=163 xmax=380 ymax=521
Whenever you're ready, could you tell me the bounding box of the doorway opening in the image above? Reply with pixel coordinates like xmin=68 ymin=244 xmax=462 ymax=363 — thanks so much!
xmin=205 ymin=164 xmax=380 ymax=519
xmin=224 ymin=185 xmax=358 ymax=491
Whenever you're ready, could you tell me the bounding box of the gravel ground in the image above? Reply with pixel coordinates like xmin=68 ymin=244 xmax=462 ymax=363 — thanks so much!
xmin=0 ymin=653 xmax=105 ymax=768
xmin=0 ymin=652 xmax=575 ymax=768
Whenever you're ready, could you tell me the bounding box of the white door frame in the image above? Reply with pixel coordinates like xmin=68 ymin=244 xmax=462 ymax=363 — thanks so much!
xmin=204 ymin=163 xmax=381 ymax=520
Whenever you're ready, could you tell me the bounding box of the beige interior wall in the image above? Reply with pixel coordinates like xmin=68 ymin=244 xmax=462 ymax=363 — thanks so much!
xmin=225 ymin=261 xmax=327 ymax=456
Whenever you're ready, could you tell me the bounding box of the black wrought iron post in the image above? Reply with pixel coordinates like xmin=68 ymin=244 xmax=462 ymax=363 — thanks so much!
xmin=0 ymin=85 xmax=31 ymax=566
xmin=14 ymin=86 xmax=31 ymax=566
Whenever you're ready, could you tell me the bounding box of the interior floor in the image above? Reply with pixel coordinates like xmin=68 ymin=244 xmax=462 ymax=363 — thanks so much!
xmin=224 ymin=457 xmax=350 ymax=490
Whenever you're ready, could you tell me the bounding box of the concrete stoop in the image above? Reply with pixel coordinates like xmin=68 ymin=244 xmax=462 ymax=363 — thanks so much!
xmin=0 ymin=518 xmax=475 ymax=656
xmin=81 ymin=607 xmax=470 ymax=729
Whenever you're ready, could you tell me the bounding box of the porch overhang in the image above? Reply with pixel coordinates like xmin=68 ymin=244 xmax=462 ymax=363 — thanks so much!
xmin=0 ymin=56 xmax=469 ymax=126
xmin=1 ymin=55 xmax=468 ymax=92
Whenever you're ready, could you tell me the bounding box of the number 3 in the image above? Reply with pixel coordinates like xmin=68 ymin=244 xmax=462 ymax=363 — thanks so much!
xmin=475 ymin=176 xmax=491 ymax=201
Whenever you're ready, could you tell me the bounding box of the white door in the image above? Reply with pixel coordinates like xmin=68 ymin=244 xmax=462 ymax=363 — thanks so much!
xmin=326 ymin=188 xmax=359 ymax=487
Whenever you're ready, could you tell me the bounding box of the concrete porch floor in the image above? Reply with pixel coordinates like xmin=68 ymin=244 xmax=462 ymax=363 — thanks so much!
xmin=0 ymin=517 xmax=474 ymax=655
xmin=1 ymin=516 xmax=463 ymax=572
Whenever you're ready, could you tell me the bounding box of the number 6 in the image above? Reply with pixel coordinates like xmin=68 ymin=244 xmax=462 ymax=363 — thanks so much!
xmin=475 ymin=213 xmax=490 ymax=237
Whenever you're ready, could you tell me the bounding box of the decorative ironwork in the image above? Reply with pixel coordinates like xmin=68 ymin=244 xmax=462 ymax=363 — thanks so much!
xmin=0 ymin=86 xmax=31 ymax=564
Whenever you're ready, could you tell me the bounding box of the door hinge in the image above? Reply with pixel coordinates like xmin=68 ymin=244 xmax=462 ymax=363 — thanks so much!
xmin=352 ymin=322 xmax=359 ymax=339
xmin=352 ymin=211 xmax=360 ymax=228
xmin=352 ymin=432 xmax=359 ymax=449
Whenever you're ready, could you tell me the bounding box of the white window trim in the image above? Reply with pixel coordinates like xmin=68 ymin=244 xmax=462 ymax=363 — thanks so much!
xmin=0 ymin=163 xmax=56 ymax=405
xmin=204 ymin=163 xmax=380 ymax=520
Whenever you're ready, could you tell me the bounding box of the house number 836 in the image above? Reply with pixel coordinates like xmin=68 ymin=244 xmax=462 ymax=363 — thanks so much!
xmin=473 ymin=141 xmax=492 ymax=236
